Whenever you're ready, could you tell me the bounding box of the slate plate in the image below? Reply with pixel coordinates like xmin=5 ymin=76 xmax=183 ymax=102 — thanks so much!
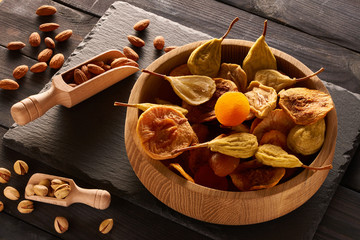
xmin=3 ymin=2 xmax=360 ymax=239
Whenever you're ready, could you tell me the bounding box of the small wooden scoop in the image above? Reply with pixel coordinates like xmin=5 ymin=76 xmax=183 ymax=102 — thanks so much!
xmin=25 ymin=173 xmax=111 ymax=210
xmin=11 ymin=49 xmax=139 ymax=126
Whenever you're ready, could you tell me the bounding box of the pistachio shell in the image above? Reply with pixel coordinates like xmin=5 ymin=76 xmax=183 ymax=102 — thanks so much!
xmin=54 ymin=216 xmax=69 ymax=234
xmin=99 ymin=218 xmax=113 ymax=234
xmin=34 ymin=184 xmax=49 ymax=196
xmin=3 ymin=186 xmax=20 ymax=200
xmin=0 ymin=168 xmax=11 ymax=183
xmin=13 ymin=160 xmax=29 ymax=175
xmin=17 ymin=200 xmax=34 ymax=214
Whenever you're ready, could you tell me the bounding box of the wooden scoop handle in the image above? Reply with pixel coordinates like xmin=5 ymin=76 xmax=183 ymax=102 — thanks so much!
xmin=73 ymin=187 xmax=111 ymax=210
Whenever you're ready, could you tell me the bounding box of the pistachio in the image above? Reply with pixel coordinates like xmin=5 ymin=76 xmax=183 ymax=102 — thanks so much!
xmin=3 ymin=186 xmax=20 ymax=200
xmin=13 ymin=160 xmax=29 ymax=175
xmin=17 ymin=200 xmax=34 ymax=214
xmin=0 ymin=168 xmax=11 ymax=183
xmin=51 ymin=179 xmax=66 ymax=190
xmin=34 ymin=184 xmax=49 ymax=196
xmin=54 ymin=184 xmax=71 ymax=199
xmin=25 ymin=184 xmax=35 ymax=196
xmin=38 ymin=179 xmax=51 ymax=189
xmin=54 ymin=216 xmax=69 ymax=234
xmin=48 ymin=187 xmax=55 ymax=197
xmin=0 ymin=201 xmax=4 ymax=212
xmin=99 ymin=218 xmax=113 ymax=234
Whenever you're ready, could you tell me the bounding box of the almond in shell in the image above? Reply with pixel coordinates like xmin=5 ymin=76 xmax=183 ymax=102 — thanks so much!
xmin=30 ymin=62 xmax=47 ymax=73
xmin=29 ymin=32 xmax=41 ymax=47
xmin=133 ymin=19 xmax=150 ymax=31
xmin=13 ymin=65 xmax=29 ymax=79
xmin=44 ymin=37 xmax=55 ymax=49
xmin=55 ymin=30 xmax=73 ymax=42
xmin=36 ymin=5 xmax=57 ymax=16
xmin=49 ymin=53 xmax=64 ymax=69
xmin=7 ymin=41 xmax=26 ymax=50
xmin=39 ymin=23 xmax=60 ymax=32
xmin=0 ymin=79 xmax=19 ymax=90
xmin=127 ymin=35 xmax=145 ymax=48
xmin=38 ymin=48 xmax=53 ymax=62
xmin=123 ymin=47 xmax=139 ymax=61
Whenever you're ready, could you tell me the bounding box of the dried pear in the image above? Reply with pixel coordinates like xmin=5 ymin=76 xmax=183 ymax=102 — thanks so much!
xmin=142 ymin=69 xmax=216 ymax=106
xmin=114 ymin=101 xmax=188 ymax=115
xmin=243 ymin=20 xmax=277 ymax=82
xmin=187 ymin=18 xmax=239 ymax=77
xmin=136 ymin=106 xmax=197 ymax=160
xmin=278 ymin=87 xmax=334 ymax=125
xmin=287 ymin=118 xmax=326 ymax=155
xmin=217 ymin=63 xmax=247 ymax=92
xmin=245 ymin=81 xmax=277 ymax=119
xmin=254 ymin=68 xmax=324 ymax=92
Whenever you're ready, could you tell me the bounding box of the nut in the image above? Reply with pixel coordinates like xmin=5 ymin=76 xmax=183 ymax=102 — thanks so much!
xmin=127 ymin=35 xmax=145 ymax=48
xmin=87 ymin=64 xmax=105 ymax=75
xmin=38 ymin=179 xmax=51 ymax=188
xmin=133 ymin=19 xmax=150 ymax=31
xmin=44 ymin=37 xmax=55 ymax=49
xmin=38 ymin=48 xmax=53 ymax=62
xmin=110 ymin=57 xmax=139 ymax=68
xmin=34 ymin=184 xmax=49 ymax=196
xmin=99 ymin=218 xmax=113 ymax=234
xmin=0 ymin=79 xmax=19 ymax=90
xmin=0 ymin=201 xmax=3 ymax=212
xmin=39 ymin=23 xmax=60 ymax=32
xmin=3 ymin=186 xmax=20 ymax=200
xmin=80 ymin=65 xmax=92 ymax=79
xmin=0 ymin=168 xmax=11 ymax=183
xmin=36 ymin=5 xmax=57 ymax=16
xmin=74 ymin=69 xmax=88 ymax=85
xmin=54 ymin=216 xmax=69 ymax=234
xmin=25 ymin=184 xmax=35 ymax=196
xmin=29 ymin=32 xmax=41 ymax=47
xmin=102 ymin=64 xmax=111 ymax=71
xmin=13 ymin=160 xmax=29 ymax=175
xmin=30 ymin=62 xmax=47 ymax=73
xmin=153 ymin=36 xmax=165 ymax=50
xmin=91 ymin=61 xmax=104 ymax=68
xmin=51 ymin=179 xmax=66 ymax=189
xmin=7 ymin=41 xmax=26 ymax=50
xmin=54 ymin=184 xmax=71 ymax=199
xmin=123 ymin=47 xmax=139 ymax=61
xmin=49 ymin=53 xmax=64 ymax=69
xmin=164 ymin=46 xmax=177 ymax=53
xmin=13 ymin=65 xmax=29 ymax=79
xmin=17 ymin=200 xmax=34 ymax=214
xmin=55 ymin=29 xmax=73 ymax=42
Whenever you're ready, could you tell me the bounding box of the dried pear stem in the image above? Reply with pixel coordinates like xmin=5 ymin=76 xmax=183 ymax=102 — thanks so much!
xmin=114 ymin=102 xmax=136 ymax=107
xmin=262 ymin=20 xmax=268 ymax=37
xmin=221 ymin=17 xmax=239 ymax=40
xmin=295 ymin=67 xmax=324 ymax=82
xmin=142 ymin=69 xmax=165 ymax=78
xmin=301 ymin=164 xmax=332 ymax=171
xmin=171 ymin=142 xmax=209 ymax=154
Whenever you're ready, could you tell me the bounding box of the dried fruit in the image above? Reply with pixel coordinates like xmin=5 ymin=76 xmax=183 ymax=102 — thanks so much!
xmin=142 ymin=69 xmax=216 ymax=106
xmin=123 ymin=46 xmax=139 ymax=61
xmin=0 ymin=168 xmax=11 ymax=183
xmin=36 ymin=5 xmax=57 ymax=16
xmin=169 ymin=163 xmax=194 ymax=182
xmin=133 ymin=19 xmax=150 ymax=31
xmin=114 ymin=102 xmax=188 ymax=115
xmin=259 ymin=130 xmax=287 ymax=150
xmin=99 ymin=218 xmax=113 ymax=234
xmin=0 ymin=79 xmax=19 ymax=90
xmin=127 ymin=35 xmax=145 ymax=47
xmin=38 ymin=48 xmax=53 ymax=62
xmin=242 ymin=20 xmax=277 ymax=82
xmin=110 ymin=57 xmax=139 ymax=68
xmin=74 ymin=69 xmax=88 ymax=85
xmin=44 ymin=37 xmax=55 ymax=49
xmin=188 ymin=17 xmax=239 ymax=77
xmin=29 ymin=32 xmax=41 ymax=47
xmin=54 ymin=216 xmax=69 ymax=234
xmin=30 ymin=62 xmax=47 ymax=73
xmin=153 ymin=36 xmax=165 ymax=50
xmin=13 ymin=160 xmax=29 ymax=175
xmin=49 ymin=53 xmax=64 ymax=69
xmin=13 ymin=65 xmax=29 ymax=79
xmin=7 ymin=41 xmax=26 ymax=50
xmin=3 ymin=186 xmax=20 ymax=200
xmin=217 ymin=63 xmax=247 ymax=92
xmin=209 ymin=152 xmax=240 ymax=177
xmin=39 ymin=23 xmax=60 ymax=32
xmin=194 ymin=165 xmax=228 ymax=190
xmin=55 ymin=29 xmax=73 ymax=42
xmin=17 ymin=200 xmax=34 ymax=214
xmin=169 ymin=64 xmax=192 ymax=76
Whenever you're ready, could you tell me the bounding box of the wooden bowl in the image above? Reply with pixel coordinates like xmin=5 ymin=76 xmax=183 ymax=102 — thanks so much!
xmin=125 ymin=39 xmax=337 ymax=225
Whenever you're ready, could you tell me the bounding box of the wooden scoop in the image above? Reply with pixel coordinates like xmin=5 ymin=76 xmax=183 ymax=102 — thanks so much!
xmin=25 ymin=173 xmax=111 ymax=210
xmin=11 ymin=50 xmax=139 ymax=126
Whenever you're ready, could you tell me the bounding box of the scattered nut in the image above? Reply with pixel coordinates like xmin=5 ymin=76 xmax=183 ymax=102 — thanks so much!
xmin=133 ymin=19 xmax=150 ymax=31
xmin=3 ymin=186 xmax=20 ymax=200
xmin=127 ymin=35 xmax=145 ymax=48
xmin=29 ymin=32 xmax=41 ymax=47
xmin=54 ymin=184 xmax=71 ymax=199
xmin=164 ymin=46 xmax=178 ymax=53
xmin=54 ymin=216 xmax=69 ymax=234
xmin=44 ymin=37 xmax=55 ymax=49
xmin=0 ymin=168 xmax=11 ymax=183
xmin=0 ymin=201 xmax=3 ymax=212
xmin=55 ymin=30 xmax=73 ymax=42
xmin=38 ymin=48 xmax=53 ymax=62
xmin=13 ymin=65 xmax=29 ymax=80
xmin=110 ymin=57 xmax=139 ymax=68
xmin=30 ymin=62 xmax=47 ymax=73
xmin=36 ymin=5 xmax=57 ymax=16
xmin=13 ymin=160 xmax=29 ymax=175
xmin=49 ymin=53 xmax=64 ymax=69
xmin=34 ymin=184 xmax=49 ymax=197
xmin=7 ymin=41 xmax=26 ymax=50
xmin=39 ymin=23 xmax=60 ymax=32
xmin=99 ymin=218 xmax=113 ymax=234
xmin=123 ymin=46 xmax=139 ymax=61
xmin=25 ymin=184 xmax=35 ymax=196
xmin=17 ymin=200 xmax=34 ymax=214
xmin=0 ymin=79 xmax=19 ymax=90
xmin=153 ymin=36 xmax=165 ymax=50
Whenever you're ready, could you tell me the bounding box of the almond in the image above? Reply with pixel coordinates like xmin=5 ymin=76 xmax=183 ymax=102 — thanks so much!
xmin=110 ymin=57 xmax=139 ymax=68
xmin=102 ymin=64 xmax=111 ymax=71
xmin=91 ymin=61 xmax=104 ymax=68
xmin=13 ymin=65 xmax=29 ymax=79
xmin=87 ymin=64 xmax=105 ymax=75
xmin=39 ymin=23 xmax=60 ymax=32
xmin=0 ymin=79 xmax=19 ymax=90
xmin=123 ymin=46 xmax=139 ymax=61
xmin=81 ymin=65 xmax=92 ymax=79
xmin=7 ymin=41 xmax=26 ymax=50
xmin=49 ymin=53 xmax=64 ymax=69
xmin=30 ymin=62 xmax=47 ymax=73
xmin=164 ymin=46 xmax=177 ymax=53
xmin=38 ymin=48 xmax=53 ymax=62
xmin=44 ymin=37 xmax=55 ymax=49
xmin=36 ymin=5 xmax=57 ymax=16
xmin=153 ymin=36 xmax=165 ymax=50
xmin=55 ymin=30 xmax=73 ymax=42
xmin=74 ymin=69 xmax=88 ymax=85
xmin=127 ymin=35 xmax=145 ymax=48
xmin=133 ymin=19 xmax=150 ymax=31
xmin=29 ymin=32 xmax=41 ymax=47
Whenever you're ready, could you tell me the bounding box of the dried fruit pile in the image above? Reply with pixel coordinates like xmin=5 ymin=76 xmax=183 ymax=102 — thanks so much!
xmin=119 ymin=19 xmax=334 ymax=192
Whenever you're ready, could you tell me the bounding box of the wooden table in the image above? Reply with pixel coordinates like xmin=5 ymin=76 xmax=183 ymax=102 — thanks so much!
xmin=0 ymin=0 xmax=359 ymax=239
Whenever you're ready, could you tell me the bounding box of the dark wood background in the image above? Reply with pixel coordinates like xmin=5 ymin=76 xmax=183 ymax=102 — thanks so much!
xmin=0 ymin=0 xmax=359 ymax=239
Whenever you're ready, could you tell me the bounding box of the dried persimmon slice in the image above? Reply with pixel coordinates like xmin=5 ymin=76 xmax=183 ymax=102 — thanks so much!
xmin=169 ymin=163 xmax=195 ymax=182
xmin=169 ymin=63 xmax=192 ymax=76
xmin=260 ymin=130 xmax=287 ymax=150
xmin=209 ymin=152 xmax=240 ymax=177
xmin=136 ymin=106 xmax=197 ymax=160
xmin=194 ymin=164 xmax=228 ymax=191
xmin=278 ymin=87 xmax=334 ymax=125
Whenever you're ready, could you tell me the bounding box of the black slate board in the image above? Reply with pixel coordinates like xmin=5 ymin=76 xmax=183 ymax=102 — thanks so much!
xmin=3 ymin=2 xmax=360 ymax=239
